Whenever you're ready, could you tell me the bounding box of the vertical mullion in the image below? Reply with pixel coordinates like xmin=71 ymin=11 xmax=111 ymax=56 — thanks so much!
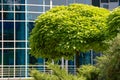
xmin=25 ymin=0 xmax=28 ymax=78
xmin=1 ymin=0 xmax=3 ymax=78
xmin=14 ymin=0 xmax=16 ymax=78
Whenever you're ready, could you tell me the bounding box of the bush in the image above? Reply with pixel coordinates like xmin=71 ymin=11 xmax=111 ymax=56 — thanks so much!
xmin=77 ymin=65 xmax=99 ymax=80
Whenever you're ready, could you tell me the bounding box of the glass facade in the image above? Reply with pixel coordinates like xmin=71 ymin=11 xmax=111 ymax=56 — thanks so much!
xmin=0 ymin=0 xmax=96 ymax=78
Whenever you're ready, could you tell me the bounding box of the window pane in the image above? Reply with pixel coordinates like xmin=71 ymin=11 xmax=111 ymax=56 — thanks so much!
xmin=16 ymin=22 xmax=25 ymax=40
xmin=15 ymin=0 xmax=25 ymax=4
xmin=3 ymin=49 xmax=14 ymax=65
xmin=16 ymin=49 xmax=25 ymax=65
xmin=68 ymin=0 xmax=75 ymax=4
xmin=45 ymin=0 xmax=50 ymax=5
xmin=53 ymin=0 xmax=66 ymax=5
xmin=27 ymin=13 xmax=40 ymax=20
xmin=27 ymin=6 xmax=43 ymax=12
xmin=3 ymin=0 xmax=14 ymax=4
xmin=3 ymin=12 xmax=14 ymax=20
xmin=3 ymin=22 xmax=14 ymax=40
xmin=3 ymin=5 xmax=14 ymax=11
xmin=0 ymin=42 xmax=1 ymax=48
xmin=0 ymin=50 xmax=1 ymax=65
xmin=16 ymin=42 xmax=25 ymax=48
xmin=45 ymin=7 xmax=50 ymax=12
xmin=27 ymin=22 xmax=34 ymax=38
xmin=27 ymin=0 xmax=43 ymax=4
xmin=0 ymin=12 xmax=1 ymax=20
xmin=4 ymin=42 xmax=14 ymax=48
xmin=110 ymin=0 xmax=118 ymax=2
xmin=15 ymin=13 xmax=25 ymax=20
xmin=15 ymin=5 xmax=25 ymax=11
xmin=0 ymin=22 xmax=2 ymax=40
xmin=101 ymin=0 xmax=108 ymax=3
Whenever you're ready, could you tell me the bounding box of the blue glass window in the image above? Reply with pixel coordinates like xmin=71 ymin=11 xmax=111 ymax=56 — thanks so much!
xmin=0 ymin=12 xmax=1 ymax=20
xmin=0 ymin=5 xmax=1 ymax=11
xmin=27 ymin=22 xmax=34 ymax=39
xmin=16 ymin=42 xmax=25 ymax=48
xmin=3 ymin=49 xmax=14 ymax=65
xmin=0 ymin=50 xmax=1 ymax=65
xmin=68 ymin=0 xmax=75 ymax=4
xmin=45 ymin=7 xmax=50 ymax=12
xmin=3 ymin=0 xmax=14 ymax=4
xmin=16 ymin=22 xmax=25 ymax=40
xmin=15 ymin=0 xmax=25 ymax=4
xmin=16 ymin=49 xmax=25 ymax=65
xmin=4 ymin=42 xmax=14 ymax=48
xmin=0 ymin=22 xmax=2 ymax=40
xmin=16 ymin=13 xmax=25 ymax=20
xmin=45 ymin=0 xmax=50 ymax=5
xmin=3 ymin=5 xmax=14 ymax=11
xmin=53 ymin=0 xmax=66 ymax=5
xmin=27 ymin=13 xmax=41 ymax=21
xmin=3 ymin=12 xmax=14 ymax=20
xmin=27 ymin=6 xmax=43 ymax=12
xmin=3 ymin=22 xmax=14 ymax=40
xmin=27 ymin=0 xmax=43 ymax=4
xmin=15 ymin=5 xmax=25 ymax=11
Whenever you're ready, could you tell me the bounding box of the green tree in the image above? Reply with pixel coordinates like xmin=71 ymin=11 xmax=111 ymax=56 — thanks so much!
xmin=30 ymin=4 xmax=110 ymax=67
xmin=96 ymin=34 xmax=120 ymax=80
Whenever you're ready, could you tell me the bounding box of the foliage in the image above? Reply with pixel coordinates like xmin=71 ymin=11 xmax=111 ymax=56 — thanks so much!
xmin=30 ymin=4 xmax=110 ymax=59
xmin=96 ymin=34 xmax=120 ymax=80
xmin=77 ymin=65 xmax=100 ymax=80
xmin=30 ymin=63 xmax=86 ymax=80
xmin=107 ymin=7 xmax=120 ymax=38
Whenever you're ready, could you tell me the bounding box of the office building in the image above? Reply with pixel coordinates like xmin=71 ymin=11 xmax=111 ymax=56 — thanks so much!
xmin=0 ymin=0 xmax=118 ymax=79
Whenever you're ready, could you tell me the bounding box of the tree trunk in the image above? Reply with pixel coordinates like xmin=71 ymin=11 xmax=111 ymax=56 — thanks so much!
xmin=76 ymin=51 xmax=80 ymax=68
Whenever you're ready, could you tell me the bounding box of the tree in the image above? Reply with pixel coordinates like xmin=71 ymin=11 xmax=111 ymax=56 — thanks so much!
xmin=30 ymin=4 xmax=110 ymax=67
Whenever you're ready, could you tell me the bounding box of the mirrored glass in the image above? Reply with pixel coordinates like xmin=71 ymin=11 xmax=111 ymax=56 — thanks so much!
xmin=15 ymin=13 xmax=25 ymax=20
xmin=27 ymin=13 xmax=40 ymax=21
xmin=16 ymin=49 xmax=25 ymax=65
xmin=27 ymin=0 xmax=43 ymax=4
xmin=3 ymin=5 xmax=14 ymax=11
xmin=52 ymin=0 xmax=66 ymax=5
xmin=3 ymin=49 xmax=14 ymax=65
xmin=27 ymin=6 xmax=43 ymax=12
xmin=0 ymin=22 xmax=2 ymax=40
xmin=15 ymin=5 xmax=25 ymax=11
xmin=4 ymin=42 xmax=14 ymax=48
xmin=16 ymin=42 xmax=25 ymax=48
xmin=3 ymin=22 xmax=14 ymax=40
xmin=3 ymin=12 xmax=14 ymax=20
xmin=15 ymin=22 xmax=25 ymax=40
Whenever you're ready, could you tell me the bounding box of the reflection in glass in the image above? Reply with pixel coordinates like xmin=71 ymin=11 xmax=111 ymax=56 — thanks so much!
xmin=3 ymin=0 xmax=14 ymax=4
xmin=0 ymin=22 xmax=2 ymax=40
xmin=27 ymin=6 xmax=43 ymax=12
xmin=15 ymin=5 xmax=25 ymax=11
xmin=3 ymin=12 xmax=14 ymax=20
xmin=52 ymin=0 xmax=66 ymax=5
xmin=27 ymin=13 xmax=40 ymax=21
xmin=4 ymin=42 xmax=14 ymax=48
xmin=16 ymin=22 xmax=25 ymax=40
xmin=16 ymin=49 xmax=25 ymax=65
xmin=15 ymin=13 xmax=25 ymax=20
xmin=27 ymin=0 xmax=43 ymax=4
xmin=3 ymin=5 xmax=14 ymax=11
xmin=3 ymin=49 xmax=14 ymax=65
xmin=16 ymin=42 xmax=25 ymax=48
xmin=3 ymin=22 xmax=14 ymax=40
xmin=0 ymin=50 xmax=1 ymax=65
xmin=45 ymin=0 xmax=50 ymax=5
xmin=15 ymin=0 xmax=25 ymax=4
xmin=27 ymin=22 xmax=34 ymax=39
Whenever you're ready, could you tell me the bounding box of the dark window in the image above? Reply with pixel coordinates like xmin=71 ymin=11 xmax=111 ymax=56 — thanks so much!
xmin=16 ymin=49 xmax=25 ymax=65
xmin=3 ymin=49 xmax=14 ymax=65
xmin=0 ymin=12 xmax=1 ymax=20
xmin=15 ymin=5 xmax=25 ymax=11
xmin=15 ymin=0 xmax=25 ymax=4
xmin=15 ymin=22 xmax=25 ymax=40
xmin=3 ymin=22 xmax=14 ymax=40
xmin=4 ymin=42 xmax=14 ymax=48
xmin=3 ymin=5 xmax=14 ymax=11
xmin=110 ymin=0 xmax=118 ymax=2
xmin=101 ymin=0 xmax=108 ymax=3
xmin=3 ymin=0 xmax=14 ymax=4
xmin=0 ymin=42 xmax=1 ymax=48
xmin=3 ymin=12 xmax=14 ymax=20
xmin=0 ymin=22 xmax=2 ymax=40
xmin=15 ymin=13 xmax=25 ymax=20
xmin=27 ymin=22 xmax=34 ymax=39
xmin=0 ymin=50 xmax=1 ymax=65
xmin=16 ymin=42 xmax=25 ymax=48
